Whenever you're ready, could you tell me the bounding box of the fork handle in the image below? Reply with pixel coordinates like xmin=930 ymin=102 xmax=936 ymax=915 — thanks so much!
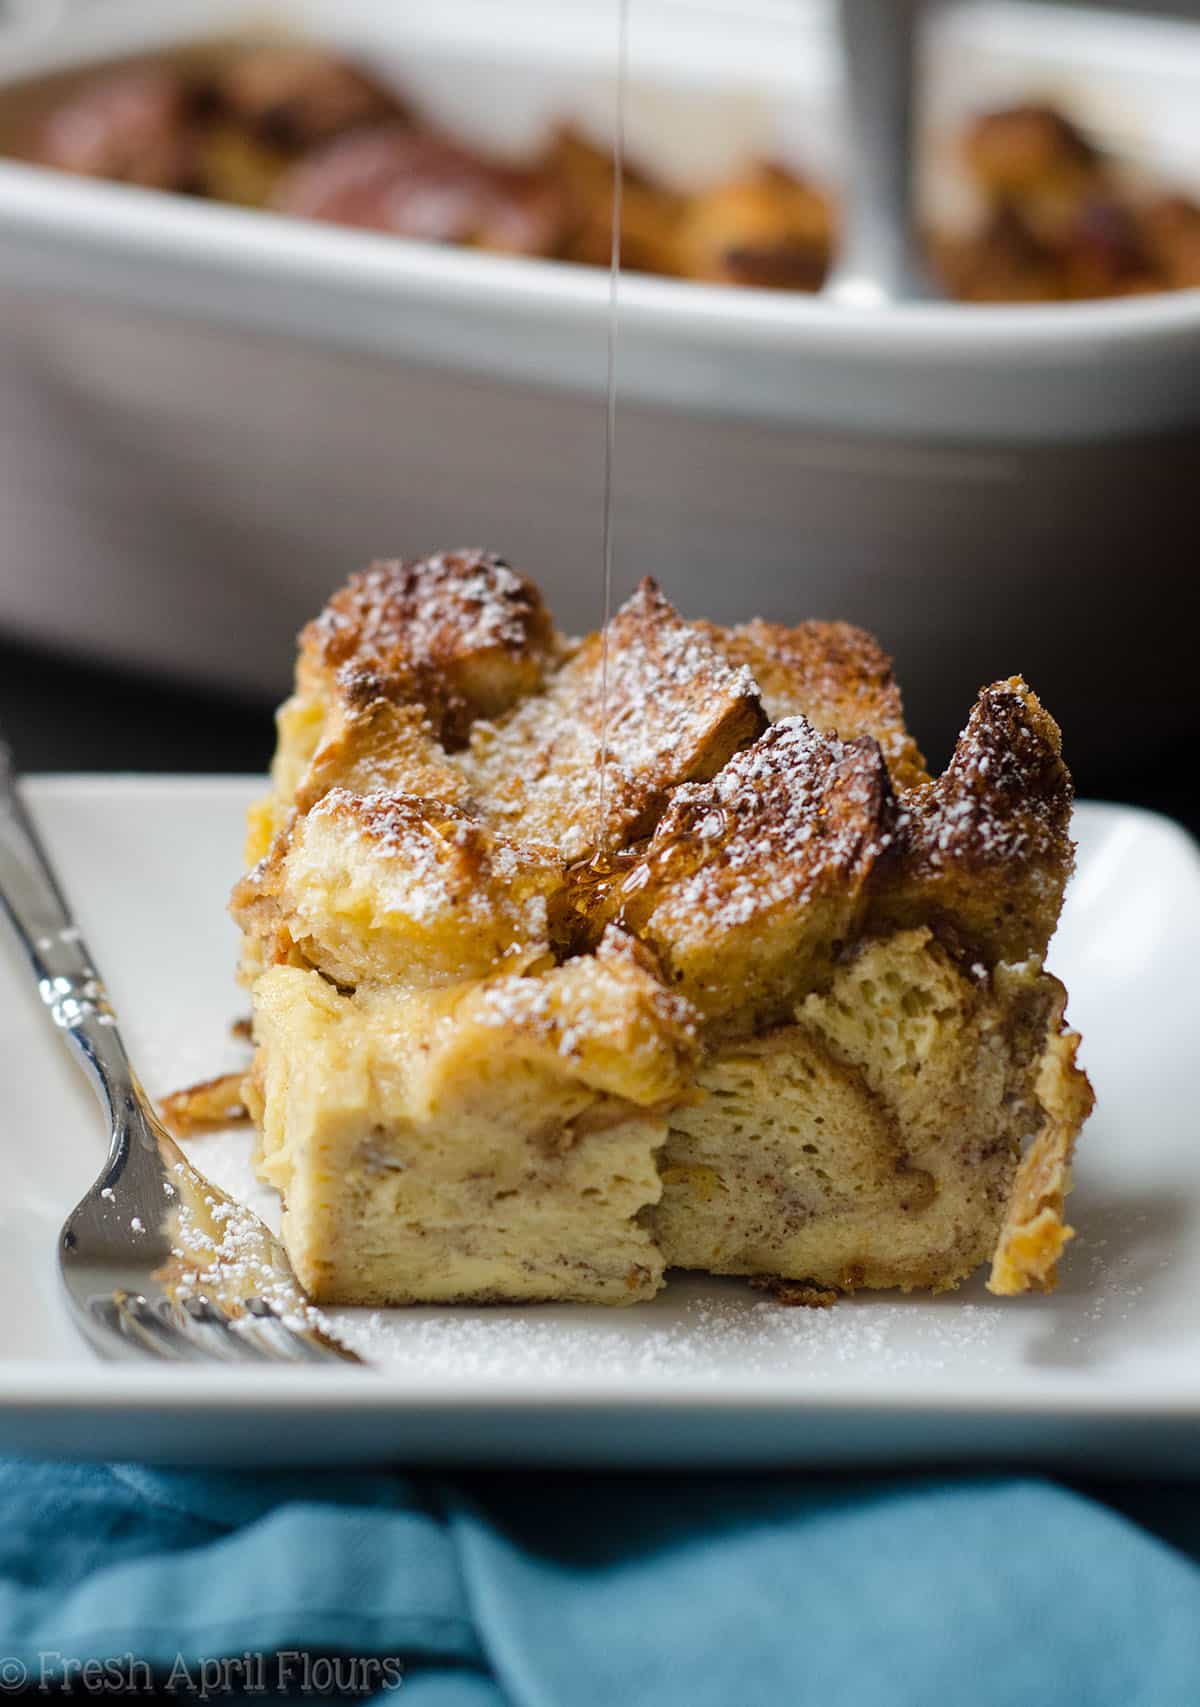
xmin=0 ymin=740 xmax=142 ymax=1129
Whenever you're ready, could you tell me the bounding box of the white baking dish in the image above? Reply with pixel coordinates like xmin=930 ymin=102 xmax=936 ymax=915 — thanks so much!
xmin=0 ymin=0 xmax=1197 ymax=767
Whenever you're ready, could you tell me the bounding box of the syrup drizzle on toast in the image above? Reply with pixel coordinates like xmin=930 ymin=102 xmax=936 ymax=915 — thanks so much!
xmin=597 ymin=0 xmax=631 ymax=849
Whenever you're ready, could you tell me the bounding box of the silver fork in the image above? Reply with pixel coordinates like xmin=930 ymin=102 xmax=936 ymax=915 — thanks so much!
xmin=0 ymin=741 xmax=360 ymax=1364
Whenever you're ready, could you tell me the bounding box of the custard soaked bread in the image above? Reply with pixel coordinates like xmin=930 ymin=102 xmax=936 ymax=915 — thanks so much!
xmin=233 ymin=550 xmax=1092 ymax=1305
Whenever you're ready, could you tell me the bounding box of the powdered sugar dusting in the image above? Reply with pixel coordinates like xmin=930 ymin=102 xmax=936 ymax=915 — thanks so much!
xmin=176 ymin=1101 xmax=1007 ymax=1375
xmin=720 ymin=617 xmax=929 ymax=792
xmin=178 ymin=1127 xmax=281 ymax=1230
xmin=303 ymin=549 xmax=554 ymax=748
xmin=909 ymin=677 xmax=1073 ymax=874
xmin=645 ymin=716 xmax=893 ymax=933
xmin=467 ymin=926 xmax=697 ymax=1068
xmin=327 ymin=1213 xmax=1151 ymax=1380
xmin=464 ymin=580 xmax=763 ymax=860
xmin=302 ymin=787 xmax=554 ymax=931
xmin=163 ymin=1143 xmax=343 ymax=1340
xmin=595 ymin=589 xmax=759 ymax=806
xmin=315 ymin=550 xmax=544 ymax=667
xmin=329 ymin=1277 xmax=1008 ymax=1382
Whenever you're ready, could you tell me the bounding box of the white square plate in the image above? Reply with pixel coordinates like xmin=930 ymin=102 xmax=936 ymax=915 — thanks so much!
xmin=2 ymin=778 xmax=1198 ymax=1470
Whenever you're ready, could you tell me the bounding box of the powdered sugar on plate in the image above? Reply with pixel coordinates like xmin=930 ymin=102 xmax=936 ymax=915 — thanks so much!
xmin=177 ymin=1121 xmax=1145 ymax=1385
xmin=327 ymin=1283 xmax=1008 ymax=1383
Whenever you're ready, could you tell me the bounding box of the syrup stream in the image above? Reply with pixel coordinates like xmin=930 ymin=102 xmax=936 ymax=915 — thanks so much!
xmin=596 ymin=0 xmax=630 ymax=851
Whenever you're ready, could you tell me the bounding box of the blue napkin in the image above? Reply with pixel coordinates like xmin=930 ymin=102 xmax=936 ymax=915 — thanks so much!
xmin=1 ymin=1460 xmax=1198 ymax=1705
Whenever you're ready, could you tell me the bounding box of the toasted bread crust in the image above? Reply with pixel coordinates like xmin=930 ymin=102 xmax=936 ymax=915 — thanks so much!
xmin=258 ymin=787 xmax=561 ymax=991
xmin=878 ymin=676 xmax=1075 ymax=964
xmin=302 ymin=549 xmax=557 ymax=749
xmin=988 ymin=996 xmax=1094 ymax=1295
xmin=582 ymin=716 xmax=896 ymax=1032
xmin=160 ymin=1070 xmax=249 ymax=1135
xmin=295 ymin=697 xmax=474 ymax=815
xmin=463 ymin=578 xmax=766 ymax=861
xmin=708 ymin=617 xmax=928 ymax=791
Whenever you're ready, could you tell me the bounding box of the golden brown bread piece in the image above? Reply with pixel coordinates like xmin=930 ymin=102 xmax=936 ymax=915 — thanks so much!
xmin=463 ymin=578 xmax=765 ymax=861
xmin=876 ymin=676 xmax=1075 ymax=965
xmin=236 ymin=786 xmax=561 ymax=992
xmin=707 ymin=617 xmax=929 ymax=790
xmin=160 ymin=1070 xmax=249 ymax=1136
xmin=579 ymin=717 xmax=896 ymax=1035
xmin=936 ymin=101 xmax=1187 ymax=303
xmin=542 ymin=126 xmax=685 ymax=277
xmin=192 ymin=46 xmax=406 ymax=207
xmin=672 ymin=163 xmax=834 ymax=290
xmin=33 ymin=65 xmax=198 ymax=190
xmin=963 ymin=103 xmax=1103 ymax=204
xmin=1140 ymin=195 xmax=1200 ymax=290
xmin=234 ymin=551 xmax=1091 ymax=1305
xmin=236 ymin=698 xmax=476 ymax=976
xmin=292 ymin=697 xmax=473 ymax=817
xmin=272 ymin=124 xmax=571 ymax=256
xmin=935 ymin=197 xmax=1164 ymax=303
xmin=209 ymin=44 xmax=404 ymax=150
xmin=239 ymin=549 xmax=552 ymax=945
xmin=239 ymin=547 xmax=544 ymax=897
xmin=301 ymin=548 xmax=558 ymax=749
xmin=932 ymin=206 xmax=1068 ymax=304
xmin=242 ymin=692 xmax=475 ymax=872
xmin=445 ymin=926 xmax=700 ymax=1110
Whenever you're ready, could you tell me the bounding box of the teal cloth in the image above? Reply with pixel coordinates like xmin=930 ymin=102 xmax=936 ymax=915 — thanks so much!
xmin=1 ymin=1462 xmax=1199 ymax=1704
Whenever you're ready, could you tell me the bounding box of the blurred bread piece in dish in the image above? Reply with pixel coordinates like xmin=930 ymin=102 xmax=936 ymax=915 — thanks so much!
xmin=232 ymin=552 xmax=1092 ymax=1307
xmin=935 ymin=101 xmax=1200 ymax=301
xmin=207 ymin=43 xmax=405 ymax=150
xmin=672 ymin=164 xmax=834 ymax=290
xmin=541 ymin=125 xmax=686 ymax=276
xmin=273 ymin=125 xmax=572 ymax=256
xmin=196 ymin=45 xmax=406 ymax=208
xmin=32 ymin=64 xmax=200 ymax=190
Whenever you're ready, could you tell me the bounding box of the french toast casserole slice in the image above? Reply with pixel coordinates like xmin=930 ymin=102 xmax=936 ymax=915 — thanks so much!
xmin=232 ymin=550 xmax=1092 ymax=1305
